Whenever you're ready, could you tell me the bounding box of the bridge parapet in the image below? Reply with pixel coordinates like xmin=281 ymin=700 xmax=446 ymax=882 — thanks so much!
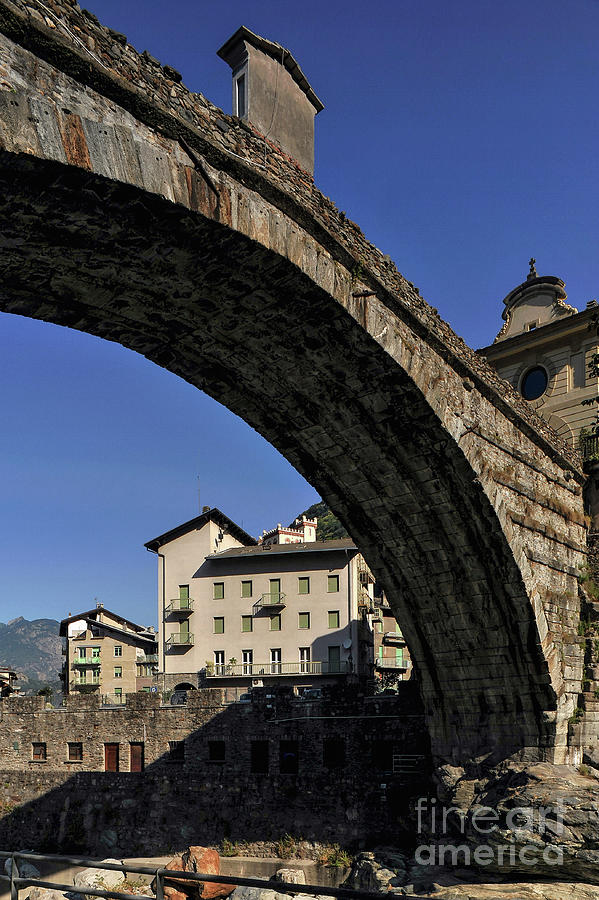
xmin=0 ymin=0 xmax=586 ymax=475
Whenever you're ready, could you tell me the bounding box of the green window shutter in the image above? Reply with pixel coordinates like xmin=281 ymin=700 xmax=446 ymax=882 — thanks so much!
xmin=396 ymin=649 xmax=403 ymax=664
xmin=241 ymin=615 xmax=253 ymax=633
xmin=327 ymin=575 xmax=339 ymax=593
xmin=214 ymin=617 xmax=224 ymax=634
xmin=179 ymin=585 xmax=189 ymax=601
xmin=378 ymin=646 xmax=384 ymax=659
xmin=241 ymin=581 xmax=252 ymax=598
xmin=298 ymin=577 xmax=310 ymax=595
xmin=328 ymin=611 xmax=340 ymax=629
xmin=213 ymin=582 xmax=224 ymax=600
xmin=298 ymin=612 xmax=310 ymax=629
xmin=270 ymin=614 xmax=281 ymax=632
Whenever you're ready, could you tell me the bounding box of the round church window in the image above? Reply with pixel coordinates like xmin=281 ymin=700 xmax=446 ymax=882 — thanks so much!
xmin=521 ymin=366 xmax=548 ymax=401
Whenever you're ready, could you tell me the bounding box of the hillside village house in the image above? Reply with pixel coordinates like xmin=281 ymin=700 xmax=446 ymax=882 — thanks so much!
xmin=0 ymin=667 xmax=18 ymax=697
xmin=146 ymin=507 xmax=411 ymax=693
xmin=59 ymin=605 xmax=158 ymax=703
xmin=479 ymin=259 xmax=599 ymax=452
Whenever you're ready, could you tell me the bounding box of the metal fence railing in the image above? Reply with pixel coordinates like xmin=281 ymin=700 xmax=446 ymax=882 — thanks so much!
xmin=0 ymin=851 xmax=431 ymax=900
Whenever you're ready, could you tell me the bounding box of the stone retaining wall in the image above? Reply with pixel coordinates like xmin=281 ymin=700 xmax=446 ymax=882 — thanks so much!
xmin=0 ymin=688 xmax=429 ymax=853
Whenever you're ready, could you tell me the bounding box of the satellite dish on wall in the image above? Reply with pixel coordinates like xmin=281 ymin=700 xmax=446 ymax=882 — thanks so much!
xmin=342 ymin=639 xmax=352 ymax=650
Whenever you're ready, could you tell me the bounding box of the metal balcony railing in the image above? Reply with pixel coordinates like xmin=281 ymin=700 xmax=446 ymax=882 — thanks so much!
xmin=375 ymin=657 xmax=408 ymax=670
xmin=138 ymin=653 xmax=159 ymax=663
xmin=382 ymin=631 xmax=405 ymax=645
xmin=71 ymin=659 xmax=101 ymax=668
xmin=205 ymin=660 xmax=350 ymax=677
xmin=165 ymin=632 xmax=194 ymax=647
xmin=0 ymin=849 xmax=433 ymax=900
xmin=165 ymin=599 xmax=194 ymax=615
xmin=581 ymin=432 xmax=599 ymax=461
xmin=101 ymin=693 xmax=126 ymax=706
xmin=252 ymin=592 xmax=286 ymax=613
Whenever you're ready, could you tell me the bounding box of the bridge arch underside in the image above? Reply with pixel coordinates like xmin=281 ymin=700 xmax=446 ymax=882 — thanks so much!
xmin=0 ymin=153 xmax=566 ymax=766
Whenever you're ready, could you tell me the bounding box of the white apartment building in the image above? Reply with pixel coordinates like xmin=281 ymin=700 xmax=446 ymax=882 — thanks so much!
xmin=145 ymin=507 xmax=386 ymax=691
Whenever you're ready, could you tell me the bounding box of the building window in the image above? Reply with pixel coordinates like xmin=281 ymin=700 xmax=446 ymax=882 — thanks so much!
xmin=298 ymin=612 xmax=310 ymax=630
xmin=214 ymin=650 xmax=225 ymax=675
xmin=213 ymin=582 xmax=225 ymax=600
xmin=328 ymin=610 xmax=340 ymax=629
xmin=270 ymin=648 xmax=281 ymax=674
xmin=270 ymin=614 xmax=281 ymax=632
xmin=372 ymin=740 xmax=394 ymax=772
xmin=327 ymin=575 xmax=340 ymax=593
xmin=168 ymin=740 xmax=185 ymax=762
xmin=213 ymin=617 xmax=225 ymax=635
xmin=299 ymin=647 xmax=311 ymax=673
xmin=520 ymin=366 xmax=548 ymax=401
xmin=242 ymin=649 xmax=253 ymax=674
xmin=114 ymin=646 xmax=122 ymax=657
xmin=92 ymin=647 xmax=100 ymax=659
xmin=67 ymin=742 xmax=83 ymax=761
xmin=114 ymin=666 xmax=122 ymax=678
xmin=251 ymin=740 xmax=269 ymax=774
xmin=32 ymin=742 xmax=46 ymax=761
xmin=298 ymin=577 xmax=310 ymax=595
xmin=279 ymin=740 xmax=299 ymax=774
xmin=235 ymin=72 xmax=247 ymax=118
xmin=241 ymin=615 xmax=253 ymax=633
xmin=78 ymin=647 xmax=86 ymax=659
xmin=114 ymin=688 xmax=123 ymax=703
xmin=323 ymin=737 xmax=345 ymax=770
xmin=208 ymin=740 xmax=226 ymax=762
xmin=241 ymin=580 xmax=252 ymax=598
xmin=179 ymin=584 xmax=190 ymax=601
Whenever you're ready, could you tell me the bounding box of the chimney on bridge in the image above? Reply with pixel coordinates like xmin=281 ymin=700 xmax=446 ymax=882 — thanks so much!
xmin=217 ymin=26 xmax=324 ymax=175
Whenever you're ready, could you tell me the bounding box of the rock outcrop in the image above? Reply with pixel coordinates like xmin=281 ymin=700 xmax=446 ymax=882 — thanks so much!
xmin=156 ymin=847 xmax=235 ymax=900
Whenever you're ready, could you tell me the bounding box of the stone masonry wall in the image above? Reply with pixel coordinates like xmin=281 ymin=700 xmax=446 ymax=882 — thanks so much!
xmin=0 ymin=0 xmax=591 ymax=766
xmin=0 ymin=689 xmax=429 ymax=854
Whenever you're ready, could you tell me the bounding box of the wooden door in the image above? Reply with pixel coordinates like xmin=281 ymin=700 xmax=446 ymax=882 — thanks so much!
xmin=104 ymin=742 xmax=119 ymax=772
xmin=130 ymin=742 xmax=144 ymax=772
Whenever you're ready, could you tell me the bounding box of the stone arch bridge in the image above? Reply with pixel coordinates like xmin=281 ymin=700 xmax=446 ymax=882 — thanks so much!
xmin=0 ymin=0 xmax=589 ymax=767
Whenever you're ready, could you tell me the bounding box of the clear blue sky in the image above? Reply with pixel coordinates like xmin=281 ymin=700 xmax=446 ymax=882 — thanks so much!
xmin=1 ymin=0 xmax=598 ymax=626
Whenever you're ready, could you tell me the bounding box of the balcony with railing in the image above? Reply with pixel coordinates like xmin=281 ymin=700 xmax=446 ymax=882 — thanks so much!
xmin=71 ymin=658 xmax=101 ymax=668
xmin=252 ymin=592 xmax=286 ymax=614
xmin=72 ymin=680 xmax=100 ymax=691
xmin=205 ymin=660 xmax=350 ymax=677
xmin=165 ymin=632 xmax=194 ymax=648
xmin=101 ymin=693 xmax=126 ymax=706
xmin=382 ymin=631 xmax=406 ymax=646
xmin=137 ymin=653 xmax=159 ymax=664
xmin=165 ymin=599 xmax=194 ymax=617
xmin=375 ymin=656 xmax=408 ymax=670
xmin=581 ymin=432 xmax=599 ymax=461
